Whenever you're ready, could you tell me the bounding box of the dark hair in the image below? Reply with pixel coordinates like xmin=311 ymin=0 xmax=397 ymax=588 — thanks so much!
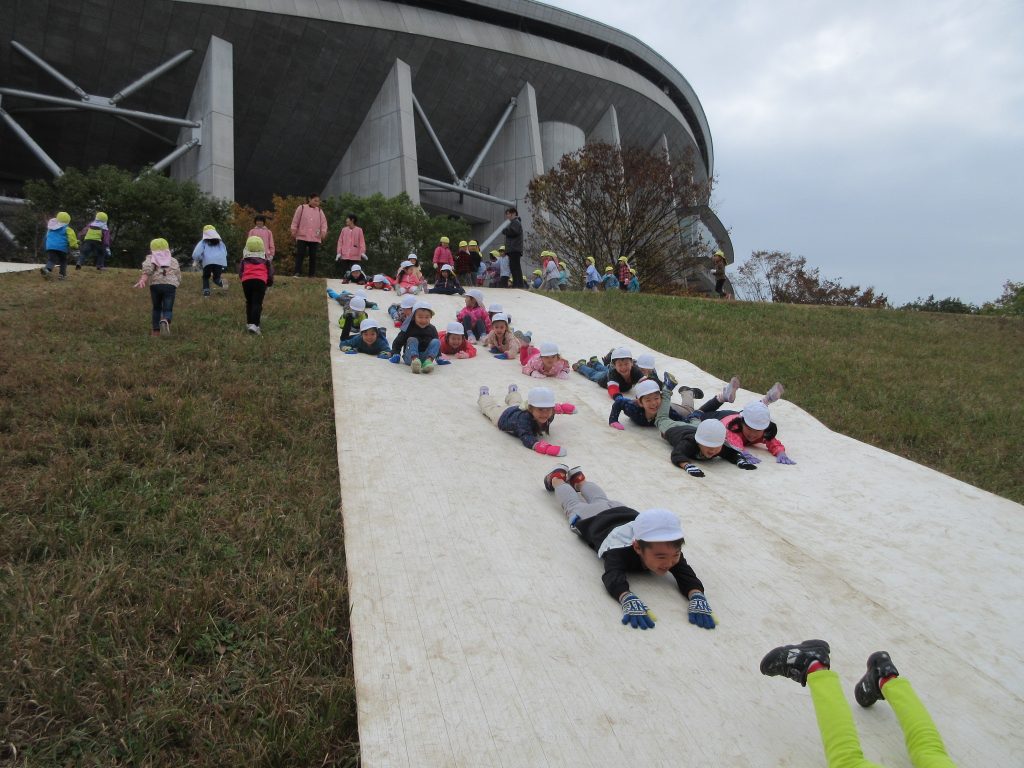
xmin=206 ymin=238 xmax=221 ymax=246
xmin=308 ymin=194 xmax=320 ymax=201
xmin=254 ymin=215 xmax=266 ymax=224
xmin=505 ymin=207 xmax=518 ymax=215
xmin=636 ymin=538 xmax=684 ymax=551
xmin=346 ymin=213 xmax=358 ymax=224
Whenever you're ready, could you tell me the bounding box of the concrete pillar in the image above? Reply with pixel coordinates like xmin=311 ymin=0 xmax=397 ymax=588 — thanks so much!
xmin=651 ymin=133 xmax=670 ymax=162
xmin=322 ymin=59 xmax=419 ymax=203
xmin=539 ymin=121 xmax=585 ymax=171
xmin=587 ymin=105 xmax=621 ymax=147
xmin=171 ymin=36 xmax=234 ymax=200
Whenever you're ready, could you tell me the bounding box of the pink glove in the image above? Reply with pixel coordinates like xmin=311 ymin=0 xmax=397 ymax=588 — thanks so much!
xmin=554 ymin=403 xmax=576 ymax=415
xmin=610 ymin=421 xmax=625 ymax=430
xmin=545 ymin=443 xmax=566 ymax=457
xmin=533 ymin=440 xmax=552 ymax=454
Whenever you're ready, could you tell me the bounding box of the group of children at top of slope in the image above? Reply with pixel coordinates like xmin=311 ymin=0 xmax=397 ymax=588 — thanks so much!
xmin=40 ymin=213 xmax=277 ymax=338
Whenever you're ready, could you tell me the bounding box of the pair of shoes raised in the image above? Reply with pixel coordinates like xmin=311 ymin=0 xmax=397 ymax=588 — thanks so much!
xmin=760 ymin=639 xmax=899 ymax=707
xmin=411 ymin=358 xmax=435 ymax=374
xmin=543 ymin=464 xmax=585 ymax=492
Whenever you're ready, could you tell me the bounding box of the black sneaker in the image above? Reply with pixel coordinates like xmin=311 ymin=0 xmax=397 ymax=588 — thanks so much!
xmin=678 ymin=385 xmax=705 ymax=400
xmin=759 ymin=639 xmax=831 ymax=686
xmin=854 ymin=651 xmax=899 ymax=708
xmin=543 ymin=464 xmax=570 ymax=492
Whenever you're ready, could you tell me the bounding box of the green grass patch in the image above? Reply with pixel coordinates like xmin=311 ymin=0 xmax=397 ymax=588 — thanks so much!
xmin=554 ymin=291 xmax=1024 ymax=503
xmin=0 ymin=270 xmax=358 ymax=766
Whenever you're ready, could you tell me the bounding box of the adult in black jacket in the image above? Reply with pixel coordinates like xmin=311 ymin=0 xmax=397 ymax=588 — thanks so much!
xmin=502 ymin=207 xmax=525 ymax=288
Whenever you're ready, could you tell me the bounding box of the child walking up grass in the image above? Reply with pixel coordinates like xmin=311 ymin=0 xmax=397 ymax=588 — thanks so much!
xmin=133 ymin=238 xmax=181 ymax=337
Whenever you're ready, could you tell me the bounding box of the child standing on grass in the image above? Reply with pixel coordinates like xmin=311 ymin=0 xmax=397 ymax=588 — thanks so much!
xmin=558 ymin=261 xmax=569 ymax=290
xmin=497 ymin=250 xmax=512 ymax=288
xmin=519 ymin=339 xmax=571 ymax=379
xmin=192 ymin=226 xmax=229 ymax=297
xmin=585 ymin=256 xmax=601 ymax=291
xmin=479 ymin=312 xmax=520 ymax=359
xmin=248 ymin=215 xmax=275 ymax=260
xmin=238 ymin=235 xmax=274 ymax=335
xmin=457 ymin=289 xmax=491 ymax=341
xmin=437 ymin=321 xmax=477 ymax=363
xmin=340 ymin=318 xmax=392 ymax=357
xmin=76 ymin=211 xmax=112 ymax=270
xmin=477 ymin=384 xmax=574 ymax=456
xmin=389 ymin=300 xmax=440 ymax=374
xmin=455 ymin=240 xmax=475 ymax=287
xmin=602 ymin=266 xmax=619 ymax=290
xmin=133 ymin=238 xmax=180 ymax=337
xmin=40 ymin=211 xmax=78 ymax=280
xmin=541 ymin=466 xmax=715 ymax=631
xmin=433 ymin=236 xmax=454 ymax=275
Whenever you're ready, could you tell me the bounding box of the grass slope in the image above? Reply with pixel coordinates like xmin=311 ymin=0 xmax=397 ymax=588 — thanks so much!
xmin=554 ymin=291 xmax=1024 ymax=504
xmin=0 ymin=270 xmax=357 ymax=766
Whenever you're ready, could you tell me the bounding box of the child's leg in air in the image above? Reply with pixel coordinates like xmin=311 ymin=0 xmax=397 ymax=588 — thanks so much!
xmin=881 ymin=678 xmax=956 ymax=768
xmin=504 ymin=390 xmax=523 ymax=407
xmin=807 ymin=671 xmax=883 ymax=768
xmin=519 ymin=345 xmax=536 ymax=365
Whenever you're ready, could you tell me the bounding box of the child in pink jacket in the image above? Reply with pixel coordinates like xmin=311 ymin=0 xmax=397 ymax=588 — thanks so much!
xmin=432 ymin=236 xmax=454 ymax=275
xmin=457 ymin=289 xmax=491 ymax=341
xmin=713 ymin=386 xmax=795 ymax=465
xmin=396 ymin=259 xmax=422 ymax=295
xmin=520 ymin=340 xmax=571 ymax=380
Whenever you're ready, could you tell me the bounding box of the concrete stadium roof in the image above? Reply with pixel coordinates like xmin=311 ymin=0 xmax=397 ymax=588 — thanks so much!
xmin=0 ymin=0 xmax=715 ymax=209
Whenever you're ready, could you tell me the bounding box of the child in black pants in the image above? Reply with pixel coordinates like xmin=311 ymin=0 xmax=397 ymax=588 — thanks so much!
xmin=543 ymin=466 xmax=716 ymax=631
xmin=238 ymin=236 xmax=274 ymax=334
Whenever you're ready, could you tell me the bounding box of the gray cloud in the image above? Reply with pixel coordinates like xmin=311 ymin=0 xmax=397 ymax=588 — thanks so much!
xmin=544 ymin=0 xmax=1024 ymax=303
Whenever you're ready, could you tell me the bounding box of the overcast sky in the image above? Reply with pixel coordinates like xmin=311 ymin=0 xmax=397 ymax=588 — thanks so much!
xmin=544 ymin=0 xmax=1023 ymax=304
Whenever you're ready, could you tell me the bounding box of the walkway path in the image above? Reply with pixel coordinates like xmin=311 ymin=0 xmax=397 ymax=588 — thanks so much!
xmin=327 ymin=284 xmax=1023 ymax=767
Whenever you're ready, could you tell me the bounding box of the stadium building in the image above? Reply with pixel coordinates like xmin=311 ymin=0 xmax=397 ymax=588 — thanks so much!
xmin=0 ymin=0 xmax=731 ymax=265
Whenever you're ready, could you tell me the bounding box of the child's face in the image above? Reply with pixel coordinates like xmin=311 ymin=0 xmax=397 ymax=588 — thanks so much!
xmin=493 ymin=321 xmax=507 ymax=334
xmin=638 ymin=392 xmax=662 ymax=415
xmin=540 ymin=355 xmax=558 ymax=371
xmin=741 ymin=423 xmax=765 ymax=443
xmin=632 ymin=541 xmax=682 ymax=576
xmin=639 ymin=367 xmax=654 ymax=377
xmin=413 ymin=309 xmax=432 ymax=327
xmin=528 ymin=405 xmax=554 ymax=424
xmin=699 ymin=444 xmax=722 ymax=459
xmin=361 ymin=329 xmax=378 ymax=344
xmin=447 ymin=333 xmax=464 ymax=348
xmin=464 ymin=297 xmax=477 ymax=309
xmin=613 ymin=358 xmax=633 ymax=376
xmin=401 ymin=307 xmax=412 ymax=318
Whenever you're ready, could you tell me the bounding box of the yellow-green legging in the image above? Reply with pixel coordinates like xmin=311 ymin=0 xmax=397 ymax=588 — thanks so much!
xmin=808 ymin=670 xmax=956 ymax=768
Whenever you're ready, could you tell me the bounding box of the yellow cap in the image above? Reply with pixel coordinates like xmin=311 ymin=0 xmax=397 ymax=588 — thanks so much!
xmin=56 ymin=211 xmax=71 ymax=223
xmin=618 ymin=256 xmax=628 ymax=262
xmin=586 ymin=256 xmax=595 ymax=264
xmin=630 ymin=268 xmax=636 ymax=275
xmin=489 ymin=249 xmax=500 ymax=257
xmin=459 ymin=240 xmax=468 ymax=248
xmin=150 ymin=237 xmax=169 ymax=251
xmin=245 ymin=235 xmax=265 ymax=252
xmin=499 ymin=245 xmax=506 ymax=251
xmin=203 ymin=224 xmax=216 ymax=232
xmin=714 ymin=249 xmax=725 ymax=258
xmin=605 ymin=266 xmax=613 ymax=272
xmin=440 ymin=236 xmax=450 ymax=244
xmin=468 ymin=240 xmax=478 ymax=246
xmin=559 ymin=261 xmax=566 ymax=268
xmin=533 ymin=269 xmax=542 ymax=275
xmin=96 ymin=212 xmax=108 ymax=223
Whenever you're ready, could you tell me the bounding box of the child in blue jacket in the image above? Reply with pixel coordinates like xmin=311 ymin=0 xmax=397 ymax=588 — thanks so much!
xmin=340 ymin=318 xmax=391 ymax=357
xmin=192 ymin=226 xmax=229 ymax=296
xmin=477 ymin=384 xmax=575 ymax=457
xmin=40 ymin=212 xmax=79 ymax=280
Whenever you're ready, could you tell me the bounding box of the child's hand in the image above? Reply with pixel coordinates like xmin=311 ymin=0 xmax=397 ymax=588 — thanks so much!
xmin=455 ymin=351 xmax=469 ymax=359
xmin=494 ymin=353 xmax=509 ymax=360
xmin=341 ymin=347 xmax=358 ymax=355
xmin=776 ymin=452 xmax=797 ymax=465
xmin=388 ymin=354 xmax=401 ymax=364
xmin=436 ymin=358 xmax=452 ymax=365
xmin=682 ymin=463 xmax=705 ymax=478
xmin=377 ymin=351 xmax=392 ymax=359
xmin=133 ymin=276 xmax=147 ymax=289
xmin=609 ymin=422 xmax=625 ymax=430
xmin=619 ymin=592 xmax=655 ymax=630
xmin=532 ymin=441 xmax=564 ymax=457
xmin=687 ymin=592 xmax=716 ymax=629
xmin=736 ymin=458 xmax=757 ymax=471
xmin=553 ymin=403 xmax=575 ymax=415
xmin=739 ymin=451 xmax=761 ymax=465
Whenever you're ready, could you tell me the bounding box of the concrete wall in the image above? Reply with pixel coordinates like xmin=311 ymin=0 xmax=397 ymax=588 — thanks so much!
xmin=171 ymin=36 xmax=234 ymax=200
xmin=539 ymin=121 xmax=585 ymax=171
xmin=587 ymin=105 xmax=621 ymax=147
xmin=321 ymin=59 xmax=419 ymax=204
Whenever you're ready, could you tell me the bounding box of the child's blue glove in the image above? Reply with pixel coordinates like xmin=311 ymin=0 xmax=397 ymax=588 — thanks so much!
xmin=739 ymin=450 xmax=761 ymax=465
xmin=436 ymin=358 xmax=451 ymax=365
xmin=619 ymin=592 xmax=655 ymax=630
xmin=377 ymin=351 xmax=392 ymax=359
xmin=494 ymin=353 xmax=510 ymax=360
xmin=687 ymin=592 xmax=716 ymax=629
xmin=489 ymin=346 xmax=501 ymax=354
xmin=327 ymin=288 xmax=340 ymax=299
xmin=389 ymin=354 xmax=401 ymax=364
xmin=776 ymin=452 xmax=797 ymax=465
xmin=342 ymin=347 xmax=358 ymax=355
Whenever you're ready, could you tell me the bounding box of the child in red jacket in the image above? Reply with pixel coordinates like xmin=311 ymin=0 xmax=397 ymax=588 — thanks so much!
xmin=437 ymin=321 xmax=478 ymax=364
xmin=238 ymin=235 xmax=274 ymax=334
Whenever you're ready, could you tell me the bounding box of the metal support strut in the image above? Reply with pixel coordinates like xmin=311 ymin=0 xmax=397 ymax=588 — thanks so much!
xmin=0 ymin=107 xmax=62 ymax=177
xmin=412 ymin=94 xmax=459 ymax=183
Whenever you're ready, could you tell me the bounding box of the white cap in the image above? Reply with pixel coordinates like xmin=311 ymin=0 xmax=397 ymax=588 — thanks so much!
xmin=355 ymin=290 xmax=368 ymax=298
xmin=373 ymin=273 xmax=386 ymax=283
xmin=350 ymin=264 xmax=362 ymax=272
xmin=349 ymin=297 xmax=366 ymax=312
xmin=467 ymin=289 xmax=484 ymax=304
xmin=633 ymin=508 xmax=685 ymax=543
xmin=441 ymin=263 xmax=454 ymax=272
xmin=491 ymin=312 xmax=509 ymax=323
xmin=636 ymin=353 xmax=656 ymax=370
xmin=633 ymin=379 xmax=661 ymax=399
xmin=412 ymin=300 xmax=434 ymax=315
xmin=399 ymin=260 xmax=413 ymax=268
xmin=610 ymin=346 xmax=633 ymax=361
xmin=446 ymin=321 xmax=465 ymax=335
xmin=527 ymin=387 xmax=556 ymax=408
xmin=538 ymin=341 xmax=559 ymax=356
xmin=400 ymin=294 xmax=417 ymax=309
xmin=741 ymin=401 xmax=771 ymax=430
xmin=407 ymin=252 xmax=418 ymax=261
xmin=695 ymin=419 xmax=727 ymax=447
xmin=358 ymin=318 xmax=378 ymax=333
xmin=488 ymin=303 xmax=503 ymax=313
